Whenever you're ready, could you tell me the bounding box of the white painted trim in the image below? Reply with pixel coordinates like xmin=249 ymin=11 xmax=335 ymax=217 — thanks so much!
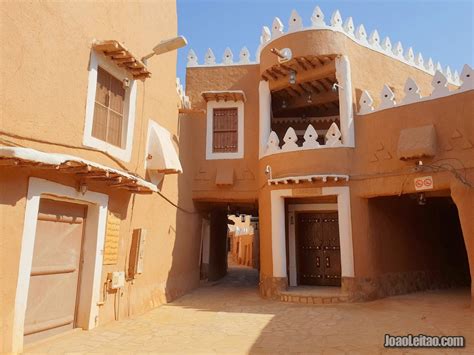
xmin=271 ymin=189 xmax=292 ymax=277
xmin=259 ymin=80 xmax=271 ymax=158
xmin=12 ymin=178 xmax=108 ymax=352
xmin=83 ymin=51 xmax=137 ymax=162
xmin=206 ymin=100 xmax=244 ymax=160
xmin=287 ymin=204 xmax=338 ymax=287
xmin=336 ymin=56 xmax=355 ymax=147
xmin=270 ymin=186 xmax=354 ymax=284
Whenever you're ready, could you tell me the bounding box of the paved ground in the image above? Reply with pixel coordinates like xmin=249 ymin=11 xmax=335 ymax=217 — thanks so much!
xmin=24 ymin=265 xmax=473 ymax=354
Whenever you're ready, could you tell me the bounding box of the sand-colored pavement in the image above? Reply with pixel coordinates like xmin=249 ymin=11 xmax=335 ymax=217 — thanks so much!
xmin=24 ymin=265 xmax=473 ymax=354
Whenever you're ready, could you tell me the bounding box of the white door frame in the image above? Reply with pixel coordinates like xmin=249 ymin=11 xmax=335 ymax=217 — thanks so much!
xmin=271 ymin=186 xmax=354 ymax=285
xmin=12 ymin=178 xmax=108 ymax=352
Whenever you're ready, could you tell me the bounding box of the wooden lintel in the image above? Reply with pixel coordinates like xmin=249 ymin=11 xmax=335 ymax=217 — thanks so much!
xmin=269 ymin=60 xmax=336 ymax=92
xmin=273 ymin=90 xmax=339 ymax=112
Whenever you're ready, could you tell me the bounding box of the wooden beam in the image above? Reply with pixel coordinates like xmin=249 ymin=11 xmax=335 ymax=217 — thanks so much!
xmin=269 ymin=60 xmax=336 ymax=92
xmin=273 ymin=90 xmax=339 ymax=112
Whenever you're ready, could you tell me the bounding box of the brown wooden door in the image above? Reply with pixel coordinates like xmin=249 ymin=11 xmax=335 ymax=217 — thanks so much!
xmin=24 ymin=199 xmax=87 ymax=344
xmin=296 ymin=212 xmax=341 ymax=286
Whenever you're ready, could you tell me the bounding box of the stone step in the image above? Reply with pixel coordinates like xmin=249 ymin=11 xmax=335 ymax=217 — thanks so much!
xmin=279 ymin=286 xmax=350 ymax=304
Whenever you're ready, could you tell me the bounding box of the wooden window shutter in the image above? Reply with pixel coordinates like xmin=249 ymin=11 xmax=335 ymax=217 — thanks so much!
xmin=212 ymin=108 xmax=238 ymax=153
xmin=92 ymin=67 xmax=126 ymax=148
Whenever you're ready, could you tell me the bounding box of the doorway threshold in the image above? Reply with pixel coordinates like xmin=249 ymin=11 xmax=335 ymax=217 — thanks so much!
xmin=279 ymin=286 xmax=349 ymax=304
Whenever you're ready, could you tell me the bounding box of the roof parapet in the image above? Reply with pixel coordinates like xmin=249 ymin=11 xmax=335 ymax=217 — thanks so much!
xmin=187 ymin=6 xmax=463 ymax=86
xmin=358 ymin=64 xmax=473 ymax=115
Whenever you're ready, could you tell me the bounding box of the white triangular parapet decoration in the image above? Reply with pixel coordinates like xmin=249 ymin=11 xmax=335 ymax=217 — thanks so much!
xmin=343 ymin=17 xmax=355 ymax=36
xmin=325 ymin=123 xmax=343 ymax=147
xmin=265 ymin=131 xmax=281 ymax=154
xmin=426 ymin=58 xmax=435 ymax=73
xmin=402 ymin=77 xmax=421 ymax=104
xmin=302 ymin=124 xmax=320 ymax=148
xmin=187 ymin=49 xmax=198 ymax=67
xmin=445 ymin=66 xmax=452 ymax=81
xmin=282 ymin=127 xmax=299 ymax=151
xmin=311 ymin=6 xmax=325 ymax=27
xmin=288 ymin=9 xmax=303 ymax=32
xmin=415 ymin=53 xmax=424 ymax=68
xmin=222 ymin=47 xmax=234 ymax=64
xmin=330 ymin=10 xmax=343 ymax=29
xmin=204 ymin=48 xmax=216 ymax=65
xmin=358 ymin=90 xmax=374 ymax=114
xmin=272 ymin=17 xmax=284 ymax=39
xmin=239 ymin=47 xmax=251 ymax=64
xmin=459 ymin=64 xmax=473 ymax=92
xmin=355 ymin=24 xmax=368 ymax=43
xmin=379 ymin=84 xmax=396 ymax=109
xmin=261 ymin=26 xmax=271 ymax=44
xmin=453 ymin=70 xmax=460 ymax=85
xmin=393 ymin=41 xmax=404 ymax=59
xmin=436 ymin=62 xmax=443 ymax=74
xmin=430 ymin=71 xmax=450 ymax=98
xmin=405 ymin=47 xmax=415 ymax=64
xmin=381 ymin=37 xmax=392 ymax=53
xmin=368 ymin=30 xmax=381 ymax=48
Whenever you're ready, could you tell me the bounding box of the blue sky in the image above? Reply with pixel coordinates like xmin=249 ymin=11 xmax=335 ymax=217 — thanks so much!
xmin=176 ymin=0 xmax=473 ymax=87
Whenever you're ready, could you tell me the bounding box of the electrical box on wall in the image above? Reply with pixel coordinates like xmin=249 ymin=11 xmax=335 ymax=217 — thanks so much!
xmin=108 ymin=271 xmax=125 ymax=289
xmin=128 ymin=228 xmax=147 ymax=278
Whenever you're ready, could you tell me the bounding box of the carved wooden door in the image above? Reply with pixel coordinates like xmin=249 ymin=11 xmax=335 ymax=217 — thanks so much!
xmin=296 ymin=212 xmax=341 ymax=286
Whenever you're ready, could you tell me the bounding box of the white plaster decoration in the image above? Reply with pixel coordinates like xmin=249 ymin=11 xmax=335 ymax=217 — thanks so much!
xmin=436 ymin=62 xmax=443 ymax=73
xmin=402 ymin=77 xmax=421 ymax=104
xmin=393 ymin=41 xmax=404 ymax=59
xmin=204 ymin=48 xmax=216 ymax=65
xmin=379 ymin=84 xmax=396 ymax=109
xmin=176 ymin=78 xmax=191 ymax=109
xmin=381 ymin=37 xmax=392 ymax=53
xmin=426 ymin=58 xmax=435 ymax=74
xmin=445 ymin=66 xmax=452 ymax=81
xmin=330 ymin=10 xmax=343 ymax=30
xmin=261 ymin=26 xmax=271 ymax=44
xmin=271 ymin=17 xmax=284 ymax=39
xmin=311 ymin=6 xmax=325 ymax=27
xmin=335 ymin=55 xmax=355 ymax=147
xmin=430 ymin=70 xmax=450 ymax=98
xmin=259 ymin=80 xmax=272 ymax=158
xmin=288 ymin=9 xmax=303 ymax=32
xmin=239 ymin=47 xmax=251 ymax=64
xmin=83 ymin=51 xmax=136 ymax=163
xmin=368 ymin=30 xmax=381 ymax=48
xmin=359 ymin=90 xmax=374 ymax=114
xmin=187 ymin=49 xmax=198 ymax=67
xmin=12 ymin=178 xmax=108 ymax=352
xmin=405 ymin=47 xmax=415 ymax=64
xmin=415 ymin=52 xmax=424 ymax=68
xmin=325 ymin=122 xmax=343 ymax=147
xmin=343 ymin=17 xmax=355 ymax=36
xmin=355 ymin=24 xmax=368 ymax=44
xmin=459 ymin=64 xmax=473 ymax=92
xmin=265 ymin=131 xmax=281 ymax=154
xmin=222 ymin=47 xmax=233 ymax=64
xmin=302 ymin=124 xmax=320 ymax=148
xmin=270 ymin=189 xmax=292 ymax=278
xmin=282 ymin=127 xmax=299 ymax=150
xmin=268 ymin=174 xmax=349 ymax=185
xmin=453 ymin=70 xmax=460 ymax=85
xmin=206 ymin=100 xmax=244 ymax=160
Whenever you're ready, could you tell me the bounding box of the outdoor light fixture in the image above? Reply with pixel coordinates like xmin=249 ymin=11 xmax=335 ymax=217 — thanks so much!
xmin=307 ymin=94 xmax=312 ymax=104
xmin=142 ymin=36 xmax=188 ymax=62
xmin=289 ymin=70 xmax=296 ymax=84
xmin=417 ymin=192 xmax=427 ymax=206
xmin=282 ymin=100 xmax=287 ymax=109
xmin=332 ymin=83 xmax=344 ymax=92
xmin=78 ymin=181 xmax=88 ymax=195
xmin=264 ymin=165 xmax=273 ymax=179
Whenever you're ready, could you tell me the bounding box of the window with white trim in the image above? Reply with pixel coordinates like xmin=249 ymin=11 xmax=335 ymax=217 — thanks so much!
xmin=83 ymin=51 xmax=137 ymax=162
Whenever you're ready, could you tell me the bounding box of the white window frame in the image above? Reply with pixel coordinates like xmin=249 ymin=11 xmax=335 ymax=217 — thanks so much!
xmin=83 ymin=51 xmax=137 ymax=162
xmin=206 ymin=100 xmax=244 ymax=160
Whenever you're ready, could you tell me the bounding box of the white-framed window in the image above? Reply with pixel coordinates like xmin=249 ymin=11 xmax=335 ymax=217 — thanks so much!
xmin=83 ymin=51 xmax=137 ymax=162
xmin=206 ymin=100 xmax=244 ymax=160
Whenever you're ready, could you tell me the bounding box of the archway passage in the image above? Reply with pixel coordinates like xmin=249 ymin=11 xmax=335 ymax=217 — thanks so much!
xmin=368 ymin=194 xmax=471 ymax=297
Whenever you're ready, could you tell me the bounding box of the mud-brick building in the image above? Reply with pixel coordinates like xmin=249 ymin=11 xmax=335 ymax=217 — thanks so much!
xmin=0 ymin=2 xmax=202 ymax=352
xmin=181 ymin=7 xmax=473 ymax=304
